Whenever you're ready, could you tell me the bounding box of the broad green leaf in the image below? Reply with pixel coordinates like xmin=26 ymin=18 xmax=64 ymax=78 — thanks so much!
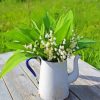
xmin=43 ymin=12 xmax=55 ymax=31
xmin=30 ymin=29 xmax=40 ymax=40
xmin=54 ymin=10 xmax=73 ymax=44
xmin=78 ymin=39 xmax=95 ymax=49
xmin=0 ymin=52 xmax=28 ymax=78
xmin=19 ymin=27 xmax=31 ymax=34
xmin=5 ymin=42 xmax=24 ymax=50
xmin=19 ymin=27 xmax=33 ymax=40
xmin=48 ymin=13 xmax=56 ymax=29
xmin=54 ymin=13 xmax=66 ymax=33
xmin=19 ymin=27 xmax=39 ymax=41
xmin=65 ymin=11 xmax=73 ymax=40
xmin=5 ymin=28 xmax=33 ymax=44
xmin=78 ymin=38 xmax=95 ymax=43
xmin=54 ymin=20 xmax=70 ymax=44
xmin=43 ymin=12 xmax=50 ymax=32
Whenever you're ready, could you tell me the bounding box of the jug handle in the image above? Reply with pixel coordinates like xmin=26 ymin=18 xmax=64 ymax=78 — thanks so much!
xmin=26 ymin=57 xmax=41 ymax=77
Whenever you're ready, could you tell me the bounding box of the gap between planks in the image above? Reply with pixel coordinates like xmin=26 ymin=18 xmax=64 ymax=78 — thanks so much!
xmin=0 ymin=62 xmax=13 ymax=100
xmin=2 ymin=66 xmax=41 ymax=100
xmin=20 ymin=59 xmax=100 ymax=100
xmin=1 ymin=52 xmax=100 ymax=100
xmin=0 ymin=78 xmax=12 ymax=100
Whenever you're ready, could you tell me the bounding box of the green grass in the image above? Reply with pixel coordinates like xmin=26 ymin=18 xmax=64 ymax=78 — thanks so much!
xmin=0 ymin=0 xmax=100 ymax=69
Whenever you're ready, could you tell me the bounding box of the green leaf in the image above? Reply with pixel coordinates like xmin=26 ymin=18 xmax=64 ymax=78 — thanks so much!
xmin=40 ymin=23 xmax=45 ymax=36
xmin=48 ymin=14 xmax=56 ymax=29
xmin=0 ymin=51 xmax=28 ymax=78
xmin=5 ymin=28 xmax=33 ymax=44
xmin=54 ymin=10 xmax=74 ymax=44
xmin=32 ymin=20 xmax=45 ymax=37
xmin=54 ymin=13 xmax=66 ymax=33
xmin=78 ymin=39 xmax=95 ymax=49
xmin=5 ymin=42 xmax=24 ymax=50
xmin=65 ymin=11 xmax=73 ymax=40
xmin=32 ymin=20 xmax=41 ymax=34
xmin=30 ymin=29 xmax=40 ymax=40
xmin=54 ymin=20 xmax=71 ymax=44
xmin=43 ymin=12 xmax=50 ymax=32
xmin=42 ymin=12 xmax=55 ymax=32
xmin=19 ymin=26 xmax=39 ymax=41
xmin=19 ymin=27 xmax=33 ymax=40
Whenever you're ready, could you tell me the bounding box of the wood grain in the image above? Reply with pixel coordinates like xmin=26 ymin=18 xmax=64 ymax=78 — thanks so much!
xmin=0 ymin=78 xmax=12 ymax=100
xmin=68 ymin=57 xmax=100 ymax=100
xmin=3 ymin=66 xmax=41 ymax=100
xmin=0 ymin=52 xmax=100 ymax=100
xmin=0 ymin=63 xmax=12 ymax=100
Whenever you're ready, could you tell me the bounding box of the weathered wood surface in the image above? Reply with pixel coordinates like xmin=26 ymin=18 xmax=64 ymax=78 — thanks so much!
xmin=0 ymin=58 xmax=12 ymax=100
xmin=67 ymin=57 xmax=100 ymax=100
xmin=0 ymin=78 xmax=12 ymax=100
xmin=0 ymin=52 xmax=100 ymax=100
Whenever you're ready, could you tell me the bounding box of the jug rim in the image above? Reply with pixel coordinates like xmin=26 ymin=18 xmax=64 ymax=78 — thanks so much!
xmin=41 ymin=59 xmax=67 ymax=64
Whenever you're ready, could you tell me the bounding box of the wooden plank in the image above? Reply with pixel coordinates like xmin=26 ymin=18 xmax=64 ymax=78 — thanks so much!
xmin=21 ymin=59 xmax=40 ymax=86
xmin=1 ymin=52 xmax=100 ymax=100
xmin=20 ymin=60 xmax=79 ymax=100
xmin=0 ymin=61 xmax=12 ymax=100
xmin=67 ymin=56 xmax=100 ymax=84
xmin=0 ymin=52 xmax=41 ymax=100
xmin=0 ymin=78 xmax=12 ymax=100
xmin=70 ymin=79 xmax=100 ymax=100
xmin=67 ymin=57 xmax=100 ymax=100
xmin=3 ymin=66 xmax=41 ymax=100
xmin=66 ymin=92 xmax=80 ymax=100
xmin=0 ymin=52 xmax=13 ymax=63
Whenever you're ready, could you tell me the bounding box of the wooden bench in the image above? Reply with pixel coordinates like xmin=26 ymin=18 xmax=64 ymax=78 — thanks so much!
xmin=0 ymin=52 xmax=100 ymax=100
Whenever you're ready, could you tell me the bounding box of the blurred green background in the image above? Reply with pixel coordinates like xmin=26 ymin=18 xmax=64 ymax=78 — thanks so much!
xmin=0 ymin=0 xmax=100 ymax=69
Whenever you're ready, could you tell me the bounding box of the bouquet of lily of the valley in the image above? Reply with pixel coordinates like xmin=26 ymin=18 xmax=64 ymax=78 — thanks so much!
xmin=0 ymin=10 xmax=95 ymax=78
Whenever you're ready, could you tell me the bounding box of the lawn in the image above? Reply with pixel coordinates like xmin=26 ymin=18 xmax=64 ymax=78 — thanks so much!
xmin=0 ymin=0 xmax=100 ymax=69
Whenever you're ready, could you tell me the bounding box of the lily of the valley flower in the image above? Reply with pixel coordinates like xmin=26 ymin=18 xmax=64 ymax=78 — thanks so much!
xmin=24 ymin=44 xmax=32 ymax=49
xmin=63 ymin=39 xmax=66 ymax=44
xmin=33 ymin=48 xmax=36 ymax=52
xmin=23 ymin=29 xmax=80 ymax=62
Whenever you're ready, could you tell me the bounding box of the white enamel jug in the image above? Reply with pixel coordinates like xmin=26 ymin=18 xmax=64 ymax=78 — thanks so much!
xmin=26 ymin=55 xmax=80 ymax=100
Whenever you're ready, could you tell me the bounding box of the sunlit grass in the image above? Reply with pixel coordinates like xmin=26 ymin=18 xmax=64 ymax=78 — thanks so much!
xmin=0 ymin=0 xmax=100 ymax=69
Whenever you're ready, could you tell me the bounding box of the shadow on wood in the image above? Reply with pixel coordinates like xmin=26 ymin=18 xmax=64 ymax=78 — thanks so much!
xmin=70 ymin=85 xmax=100 ymax=100
xmin=79 ymin=75 xmax=100 ymax=82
